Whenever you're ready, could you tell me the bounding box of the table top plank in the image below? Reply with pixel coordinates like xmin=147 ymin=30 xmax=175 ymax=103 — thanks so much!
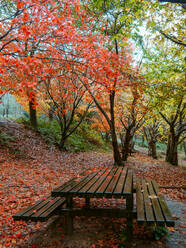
xmin=69 ymin=171 xmax=100 ymax=193
xmin=95 ymin=167 xmax=118 ymax=196
xmin=53 ymin=170 xmax=93 ymax=193
xmin=52 ymin=167 xmax=133 ymax=198
xmin=113 ymin=168 xmax=127 ymax=195
xmin=78 ymin=168 xmax=108 ymax=194
xmin=123 ymin=169 xmax=133 ymax=194
xmin=86 ymin=168 xmax=113 ymax=195
xmin=62 ymin=173 xmax=97 ymax=193
xmin=104 ymin=167 xmax=123 ymax=195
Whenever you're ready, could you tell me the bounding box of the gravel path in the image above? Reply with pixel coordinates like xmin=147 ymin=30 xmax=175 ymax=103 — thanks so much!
xmin=166 ymin=200 xmax=185 ymax=248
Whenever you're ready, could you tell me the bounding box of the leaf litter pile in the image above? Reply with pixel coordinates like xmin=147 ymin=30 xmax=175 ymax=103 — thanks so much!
xmin=0 ymin=121 xmax=185 ymax=248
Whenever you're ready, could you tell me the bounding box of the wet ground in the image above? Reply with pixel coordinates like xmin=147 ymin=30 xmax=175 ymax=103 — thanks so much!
xmin=166 ymin=200 xmax=185 ymax=248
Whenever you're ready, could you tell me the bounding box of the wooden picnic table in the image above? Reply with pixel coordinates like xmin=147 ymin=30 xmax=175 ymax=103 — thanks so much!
xmin=13 ymin=165 xmax=174 ymax=240
xmin=51 ymin=166 xmax=134 ymax=237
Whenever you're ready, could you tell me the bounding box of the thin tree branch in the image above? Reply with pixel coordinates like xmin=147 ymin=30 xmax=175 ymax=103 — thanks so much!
xmin=159 ymin=29 xmax=186 ymax=47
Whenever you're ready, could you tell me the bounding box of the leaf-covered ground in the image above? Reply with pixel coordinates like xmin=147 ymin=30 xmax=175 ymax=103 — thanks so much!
xmin=0 ymin=121 xmax=185 ymax=248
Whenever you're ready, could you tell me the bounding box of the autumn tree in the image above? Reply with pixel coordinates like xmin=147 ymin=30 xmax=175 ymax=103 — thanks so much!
xmin=79 ymin=0 xmax=145 ymax=165
xmin=160 ymin=98 xmax=185 ymax=165
xmin=0 ymin=0 xmax=101 ymax=129
xmin=142 ymin=15 xmax=185 ymax=165
xmin=40 ymin=72 xmax=92 ymax=150
xmin=91 ymin=113 xmax=111 ymax=143
xmin=0 ymin=0 xmax=131 ymax=165
xmin=143 ymin=119 xmax=161 ymax=159
xmin=118 ymin=83 xmax=148 ymax=161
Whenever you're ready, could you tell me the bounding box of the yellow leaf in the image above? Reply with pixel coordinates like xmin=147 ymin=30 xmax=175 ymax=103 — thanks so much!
xmin=167 ymin=227 xmax=175 ymax=232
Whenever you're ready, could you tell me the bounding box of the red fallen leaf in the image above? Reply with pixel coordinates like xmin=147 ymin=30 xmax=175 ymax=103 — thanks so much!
xmin=179 ymin=223 xmax=186 ymax=228
xmin=16 ymin=232 xmax=22 ymax=238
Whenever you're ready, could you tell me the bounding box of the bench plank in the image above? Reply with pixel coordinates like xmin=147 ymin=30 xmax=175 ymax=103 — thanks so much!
xmin=136 ymin=179 xmax=175 ymax=227
xmin=12 ymin=198 xmax=47 ymax=219
xmin=152 ymin=180 xmax=175 ymax=226
xmin=147 ymin=180 xmax=164 ymax=224
xmin=136 ymin=179 xmax=145 ymax=223
xmin=142 ymin=180 xmax=155 ymax=222
xmin=13 ymin=196 xmax=66 ymax=222
xmin=30 ymin=198 xmax=66 ymax=221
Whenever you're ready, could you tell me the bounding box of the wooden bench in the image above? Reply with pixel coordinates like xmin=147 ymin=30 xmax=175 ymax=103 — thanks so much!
xmin=13 ymin=196 xmax=66 ymax=222
xmin=136 ymin=179 xmax=174 ymax=227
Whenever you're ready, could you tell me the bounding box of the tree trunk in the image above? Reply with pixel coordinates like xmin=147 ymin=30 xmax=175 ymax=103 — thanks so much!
xmin=110 ymin=125 xmax=122 ymax=165
xmin=141 ymin=135 xmax=145 ymax=147
xmin=59 ymin=137 xmax=66 ymax=150
xmin=110 ymin=91 xmax=122 ymax=166
xmin=29 ymin=100 xmax=37 ymax=128
xmin=149 ymin=141 xmax=157 ymax=159
xmin=183 ymin=142 xmax=186 ymax=156
xmin=105 ymin=132 xmax=110 ymax=142
xmin=130 ymin=138 xmax=135 ymax=154
xmin=166 ymin=133 xmax=178 ymax=165
xmin=49 ymin=108 xmax=53 ymax=121
xmin=122 ymin=130 xmax=132 ymax=161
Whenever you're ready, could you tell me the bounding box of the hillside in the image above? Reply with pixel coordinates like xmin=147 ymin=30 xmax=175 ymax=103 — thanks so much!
xmin=0 ymin=120 xmax=185 ymax=248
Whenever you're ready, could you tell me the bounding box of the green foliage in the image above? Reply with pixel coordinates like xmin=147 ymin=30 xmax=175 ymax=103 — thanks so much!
xmin=156 ymin=143 xmax=167 ymax=152
xmin=135 ymin=137 xmax=148 ymax=148
xmin=38 ymin=119 xmax=61 ymax=144
xmin=135 ymin=137 xmax=168 ymax=151
xmin=152 ymin=226 xmax=169 ymax=241
xmin=0 ymin=131 xmax=15 ymax=146
xmin=36 ymin=119 xmax=110 ymax=152
xmin=16 ymin=116 xmax=30 ymax=126
xmin=65 ymin=122 xmax=110 ymax=152
xmin=118 ymin=228 xmax=127 ymax=247
xmin=13 ymin=148 xmax=26 ymax=159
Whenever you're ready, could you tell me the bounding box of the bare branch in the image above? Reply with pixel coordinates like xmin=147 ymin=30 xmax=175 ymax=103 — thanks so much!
xmin=159 ymin=29 xmax=186 ymax=47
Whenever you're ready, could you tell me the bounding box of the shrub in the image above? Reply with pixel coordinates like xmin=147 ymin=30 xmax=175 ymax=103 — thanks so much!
xmin=152 ymin=226 xmax=169 ymax=240
xmin=37 ymin=119 xmax=61 ymax=144
xmin=0 ymin=131 xmax=15 ymax=146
